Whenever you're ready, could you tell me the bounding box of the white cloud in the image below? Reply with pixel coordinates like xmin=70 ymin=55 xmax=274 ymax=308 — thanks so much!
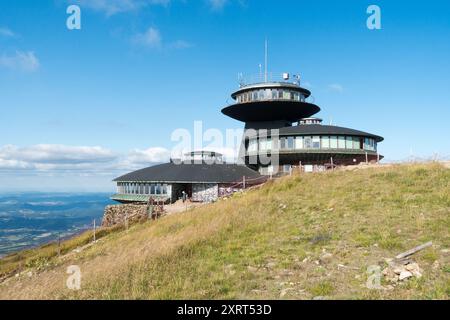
xmin=0 ymin=51 xmax=40 ymax=72
xmin=0 ymin=144 xmax=170 ymax=174
xmin=0 ymin=27 xmax=15 ymax=38
xmin=132 ymin=27 xmax=192 ymax=50
xmin=328 ymin=83 xmax=344 ymax=93
xmin=122 ymin=147 xmax=171 ymax=167
xmin=0 ymin=144 xmax=116 ymax=167
xmin=207 ymin=0 xmax=227 ymax=11
xmin=72 ymin=0 xmax=170 ymax=16
xmin=132 ymin=27 xmax=162 ymax=48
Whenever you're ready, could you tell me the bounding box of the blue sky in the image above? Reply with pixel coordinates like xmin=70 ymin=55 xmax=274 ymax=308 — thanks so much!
xmin=0 ymin=0 xmax=449 ymax=192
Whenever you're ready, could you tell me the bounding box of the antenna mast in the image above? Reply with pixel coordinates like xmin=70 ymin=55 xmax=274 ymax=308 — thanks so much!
xmin=264 ymin=39 xmax=268 ymax=82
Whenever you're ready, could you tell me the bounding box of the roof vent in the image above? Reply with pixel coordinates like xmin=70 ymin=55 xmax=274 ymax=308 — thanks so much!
xmin=299 ymin=117 xmax=323 ymax=125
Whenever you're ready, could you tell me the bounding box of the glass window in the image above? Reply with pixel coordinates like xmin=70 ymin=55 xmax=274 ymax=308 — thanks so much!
xmin=283 ymin=165 xmax=291 ymax=173
xmin=258 ymin=90 xmax=264 ymax=100
xmin=248 ymin=139 xmax=257 ymax=152
xmin=287 ymin=137 xmax=294 ymax=149
xmin=265 ymin=138 xmax=272 ymax=150
xmin=280 ymin=137 xmax=286 ymax=149
xmin=295 ymin=136 xmax=303 ymax=149
xmin=272 ymin=89 xmax=278 ymax=99
xmin=259 ymin=138 xmax=271 ymax=151
xmin=322 ymin=136 xmax=330 ymax=149
xmin=293 ymin=92 xmax=300 ymax=101
xmin=346 ymin=136 xmax=353 ymax=149
xmin=338 ymin=136 xmax=346 ymax=149
xmin=252 ymin=91 xmax=258 ymax=100
xmin=265 ymin=89 xmax=271 ymax=99
xmin=368 ymin=139 xmax=375 ymax=151
xmin=283 ymin=90 xmax=290 ymax=100
xmin=353 ymin=137 xmax=359 ymax=150
xmin=364 ymin=138 xmax=370 ymax=150
xmin=312 ymin=136 xmax=321 ymax=149
xmin=304 ymin=136 xmax=312 ymax=149
xmin=329 ymin=136 xmax=337 ymax=149
xmin=151 ymin=184 xmax=156 ymax=194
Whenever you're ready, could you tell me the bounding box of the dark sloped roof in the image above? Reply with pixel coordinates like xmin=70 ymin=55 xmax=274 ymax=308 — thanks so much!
xmin=114 ymin=162 xmax=262 ymax=183
xmin=221 ymin=101 xmax=320 ymax=122
xmin=247 ymin=124 xmax=384 ymax=142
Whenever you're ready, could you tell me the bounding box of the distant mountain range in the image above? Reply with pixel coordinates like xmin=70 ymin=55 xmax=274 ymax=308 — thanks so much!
xmin=0 ymin=193 xmax=114 ymax=257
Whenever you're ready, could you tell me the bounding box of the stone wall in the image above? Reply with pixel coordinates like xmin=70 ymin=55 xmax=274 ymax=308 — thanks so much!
xmin=192 ymin=183 xmax=218 ymax=202
xmin=102 ymin=204 xmax=149 ymax=227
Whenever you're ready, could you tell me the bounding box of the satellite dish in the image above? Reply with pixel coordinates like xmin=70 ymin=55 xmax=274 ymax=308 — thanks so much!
xmin=282 ymin=73 xmax=289 ymax=80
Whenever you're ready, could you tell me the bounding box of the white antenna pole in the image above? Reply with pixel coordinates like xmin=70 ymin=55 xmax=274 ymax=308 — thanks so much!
xmin=264 ymin=38 xmax=268 ymax=82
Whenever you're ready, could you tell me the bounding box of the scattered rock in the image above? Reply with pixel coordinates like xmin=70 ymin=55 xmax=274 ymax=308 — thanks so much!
xmin=393 ymin=267 xmax=403 ymax=275
xmin=382 ymin=260 xmax=423 ymax=283
xmin=399 ymin=271 xmax=413 ymax=281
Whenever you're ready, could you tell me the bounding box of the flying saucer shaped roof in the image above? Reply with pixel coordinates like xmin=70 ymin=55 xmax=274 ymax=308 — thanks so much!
xmin=222 ymin=101 xmax=320 ymax=122
xmin=114 ymin=162 xmax=261 ymax=183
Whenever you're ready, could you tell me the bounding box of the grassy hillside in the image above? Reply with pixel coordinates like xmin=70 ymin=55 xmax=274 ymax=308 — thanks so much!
xmin=0 ymin=163 xmax=449 ymax=299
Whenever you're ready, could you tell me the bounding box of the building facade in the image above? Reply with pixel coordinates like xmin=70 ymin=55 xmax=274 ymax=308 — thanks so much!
xmin=111 ymin=151 xmax=262 ymax=204
xmin=221 ymin=74 xmax=383 ymax=173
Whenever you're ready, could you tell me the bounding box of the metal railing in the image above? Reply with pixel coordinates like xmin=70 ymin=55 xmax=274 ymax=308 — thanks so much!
xmin=238 ymin=72 xmax=302 ymax=88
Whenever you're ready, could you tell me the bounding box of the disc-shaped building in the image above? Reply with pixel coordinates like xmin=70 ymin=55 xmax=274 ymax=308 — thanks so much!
xmin=222 ymin=74 xmax=383 ymax=174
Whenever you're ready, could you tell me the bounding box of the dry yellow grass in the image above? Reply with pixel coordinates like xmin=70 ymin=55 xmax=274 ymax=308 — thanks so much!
xmin=0 ymin=162 xmax=449 ymax=299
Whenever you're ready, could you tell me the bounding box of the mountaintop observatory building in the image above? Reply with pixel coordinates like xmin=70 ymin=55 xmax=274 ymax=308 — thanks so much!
xmin=222 ymin=71 xmax=383 ymax=174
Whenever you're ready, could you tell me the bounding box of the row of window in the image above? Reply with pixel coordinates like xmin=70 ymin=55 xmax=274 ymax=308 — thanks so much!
xmin=117 ymin=182 xmax=169 ymax=195
xmin=247 ymin=136 xmax=377 ymax=152
xmin=236 ymin=88 xmax=306 ymax=103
